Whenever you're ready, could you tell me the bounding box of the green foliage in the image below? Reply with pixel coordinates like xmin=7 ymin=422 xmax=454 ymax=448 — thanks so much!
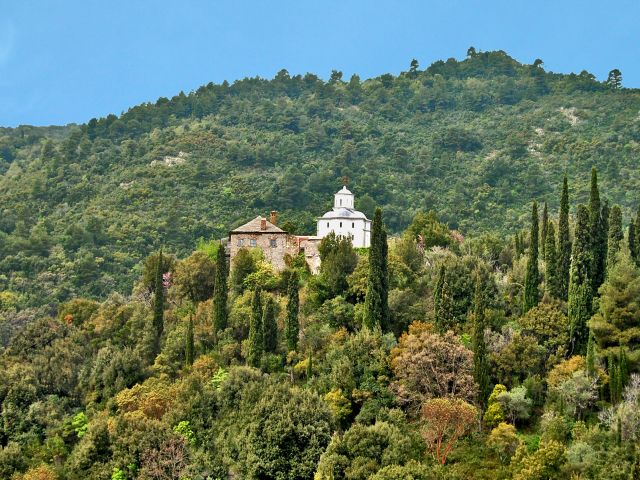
xmin=247 ymin=288 xmax=263 ymax=368
xmin=557 ymin=175 xmax=571 ymax=301
xmin=606 ymin=205 xmax=624 ymax=274
xmin=364 ymin=208 xmax=389 ymax=331
xmin=212 ymin=243 xmax=228 ymax=335
xmin=285 ymin=270 xmax=300 ymax=351
xmin=262 ymin=295 xmax=278 ymax=353
xmin=483 ymin=384 xmax=507 ymax=428
xmin=523 ymin=201 xmax=540 ymax=312
xmin=317 ymin=232 xmax=359 ymax=301
xmin=472 ymin=270 xmax=491 ymax=408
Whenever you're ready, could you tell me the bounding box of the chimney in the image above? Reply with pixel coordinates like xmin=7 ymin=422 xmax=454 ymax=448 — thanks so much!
xmin=270 ymin=210 xmax=277 ymax=225
xmin=260 ymin=218 xmax=267 ymax=230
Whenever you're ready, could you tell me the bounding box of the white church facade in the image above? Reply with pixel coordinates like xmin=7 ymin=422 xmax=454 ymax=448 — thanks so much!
xmin=317 ymin=186 xmax=371 ymax=248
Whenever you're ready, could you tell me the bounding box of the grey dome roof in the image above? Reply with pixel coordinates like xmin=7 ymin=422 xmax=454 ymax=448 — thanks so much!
xmin=321 ymin=208 xmax=368 ymax=220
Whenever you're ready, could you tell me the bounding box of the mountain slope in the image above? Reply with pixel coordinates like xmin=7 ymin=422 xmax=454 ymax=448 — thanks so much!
xmin=0 ymin=50 xmax=639 ymax=309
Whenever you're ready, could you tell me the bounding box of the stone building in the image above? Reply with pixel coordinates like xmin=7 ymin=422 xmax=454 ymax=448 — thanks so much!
xmin=228 ymin=212 xmax=291 ymax=271
xmin=317 ymin=186 xmax=371 ymax=247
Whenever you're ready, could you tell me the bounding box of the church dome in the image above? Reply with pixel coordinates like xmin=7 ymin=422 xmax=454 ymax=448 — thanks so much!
xmin=321 ymin=208 xmax=367 ymax=219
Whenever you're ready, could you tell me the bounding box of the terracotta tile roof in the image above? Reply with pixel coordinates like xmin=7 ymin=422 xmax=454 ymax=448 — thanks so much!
xmin=230 ymin=216 xmax=286 ymax=233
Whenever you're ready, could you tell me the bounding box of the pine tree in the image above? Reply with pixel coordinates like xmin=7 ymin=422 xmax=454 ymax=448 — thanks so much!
xmin=472 ymin=270 xmax=490 ymax=409
xmin=363 ymin=208 xmax=389 ymax=330
xmin=285 ymin=270 xmax=300 ymax=352
xmin=568 ymin=205 xmax=593 ymax=355
xmin=629 ymin=220 xmax=637 ymax=263
xmin=262 ymin=296 xmax=278 ymax=353
xmin=541 ymin=201 xmax=549 ymax=258
xmin=185 ymin=314 xmax=194 ymax=366
xmin=153 ymin=249 xmax=165 ymax=341
xmin=558 ymin=175 xmax=572 ymax=300
xmin=545 ymin=221 xmax=560 ymax=298
xmin=247 ymin=288 xmax=263 ymax=368
xmin=586 ymin=330 xmax=596 ymax=378
xmin=212 ymin=243 xmax=228 ymax=336
xmin=606 ymin=205 xmax=623 ymax=273
xmin=523 ymin=201 xmax=540 ymax=312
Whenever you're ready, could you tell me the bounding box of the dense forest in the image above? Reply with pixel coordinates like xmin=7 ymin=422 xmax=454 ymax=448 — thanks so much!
xmin=1 ymin=50 xmax=640 ymax=479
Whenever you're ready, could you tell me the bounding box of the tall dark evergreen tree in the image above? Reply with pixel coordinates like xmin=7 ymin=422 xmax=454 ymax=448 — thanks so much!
xmin=363 ymin=208 xmax=389 ymax=330
xmin=153 ymin=249 xmax=165 ymax=339
xmin=586 ymin=330 xmax=596 ymax=378
xmin=541 ymin=201 xmax=548 ymax=258
xmin=568 ymin=205 xmax=594 ymax=354
xmin=212 ymin=244 xmax=228 ymax=336
xmin=589 ymin=168 xmax=606 ymax=293
xmin=606 ymin=205 xmax=623 ymax=274
xmin=247 ymin=288 xmax=263 ymax=368
xmin=635 ymin=206 xmax=640 ymax=263
xmin=629 ymin=220 xmax=638 ymax=264
xmin=545 ymin=221 xmax=560 ymax=298
xmin=285 ymin=270 xmax=300 ymax=352
xmin=262 ymin=296 xmax=278 ymax=354
xmin=185 ymin=314 xmax=194 ymax=367
xmin=471 ymin=270 xmax=490 ymax=409
xmin=434 ymin=265 xmax=455 ymax=332
xmin=523 ymin=201 xmax=540 ymax=312
xmin=558 ymin=175 xmax=572 ymax=300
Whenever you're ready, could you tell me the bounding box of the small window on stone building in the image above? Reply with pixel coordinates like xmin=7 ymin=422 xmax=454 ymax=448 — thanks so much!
xmin=327 ymin=222 xmax=329 ymax=228
xmin=340 ymin=222 xmax=342 ymax=228
xmin=250 ymin=239 xmax=257 ymax=247
xmin=270 ymin=239 xmax=277 ymax=248
xmin=238 ymin=238 xmax=244 ymax=247
xmin=352 ymin=222 xmax=355 ymax=228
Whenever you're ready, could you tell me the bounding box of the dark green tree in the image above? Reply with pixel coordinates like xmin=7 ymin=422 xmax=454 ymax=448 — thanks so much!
xmin=523 ymin=201 xmax=540 ymax=312
xmin=589 ymin=168 xmax=607 ymax=293
xmin=434 ymin=266 xmax=455 ymax=332
xmin=363 ymin=208 xmax=389 ymax=330
xmin=545 ymin=221 xmax=560 ymax=298
xmin=153 ymin=249 xmax=165 ymax=340
xmin=514 ymin=234 xmax=521 ymax=258
xmin=285 ymin=270 xmax=300 ymax=352
xmin=618 ymin=346 xmax=629 ymax=391
xmin=185 ymin=315 xmax=194 ymax=366
xmin=318 ymin=232 xmax=358 ymax=299
xmin=262 ymin=296 xmax=278 ymax=354
xmin=557 ymin=175 xmax=572 ymax=300
xmin=247 ymin=288 xmax=264 ymax=368
xmin=568 ymin=205 xmax=593 ymax=354
xmin=541 ymin=201 xmax=548 ymax=258
xmin=629 ymin=220 xmax=638 ymax=264
xmin=471 ymin=270 xmax=490 ymax=409
xmin=606 ymin=69 xmax=622 ymax=89
xmin=212 ymin=244 xmax=228 ymax=336
xmin=585 ymin=330 xmax=596 ymax=378
xmin=606 ymin=205 xmax=623 ymax=273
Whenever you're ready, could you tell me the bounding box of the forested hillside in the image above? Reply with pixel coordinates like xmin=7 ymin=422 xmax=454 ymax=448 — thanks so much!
xmin=1 ymin=49 xmax=640 ymax=479
xmin=1 ymin=50 xmax=640 ymax=313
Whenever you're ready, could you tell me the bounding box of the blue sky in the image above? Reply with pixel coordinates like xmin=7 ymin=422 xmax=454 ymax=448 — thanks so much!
xmin=1 ymin=1 xmax=638 ymax=127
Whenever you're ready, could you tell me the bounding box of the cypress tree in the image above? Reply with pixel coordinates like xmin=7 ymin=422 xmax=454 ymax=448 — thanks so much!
xmin=629 ymin=220 xmax=637 ymax=264
xmin=247 ymin=288 xmax=263 ymax=368
xmin=472 ymin=270 xmax=490 ymax=409
xmin=262 ymin=296 xmax=278 ymax=353
xmin=586 ymin=330 xmax=596 ymax=378
xmin=541 ymin=201 xmax=549 ymax=258
xmin=523 ymin=201 xmax=540 ymax=312
xmin=514 ymin=234 xmax=521 ymax=258
xmin=568 ymin=205 xmax=593 ymax=354
xmin=636 ymin=206 xmax=640 ymax=262
xmin=589 ymin=169 xmax=606 ymax=292
xmin=363 ymin=208 xmax=389 ymax=330
xmin=608 ymin=353 xmax=618 ymax=403
xmin=619 ymin=346 xmax=629 ymax=390
xmin=545 ymin=221 xmax=560 ymax=298
xmin=599 ymin=200 xmax=609 ymax=281
xmin=433 ymin=264 xmax=445 ymax=321
xmin=153 ymin=249 xmax=165 ymax=340
xmin=606 ymin=205 xmax=623 ymax=273
xmin=185 ymin=314 xmax=194 ymax=366
xmin=212 ymin=243 xmax=228 ymax=336
xmin=435 ymin=267 xmax=455 ymax=332
xmin=285 ymin=270 xmax=300 ymax=352
xmin=558 ymin=175 xmax=572 ymax=300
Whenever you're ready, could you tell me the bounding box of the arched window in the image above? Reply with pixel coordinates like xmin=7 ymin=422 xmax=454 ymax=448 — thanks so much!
xmin=340 ymin=199 xmax=342 ymax=206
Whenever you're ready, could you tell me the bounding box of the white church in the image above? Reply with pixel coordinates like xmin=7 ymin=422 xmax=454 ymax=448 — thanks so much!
xmin=316 ymin=186 xmax=371 ymax=247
